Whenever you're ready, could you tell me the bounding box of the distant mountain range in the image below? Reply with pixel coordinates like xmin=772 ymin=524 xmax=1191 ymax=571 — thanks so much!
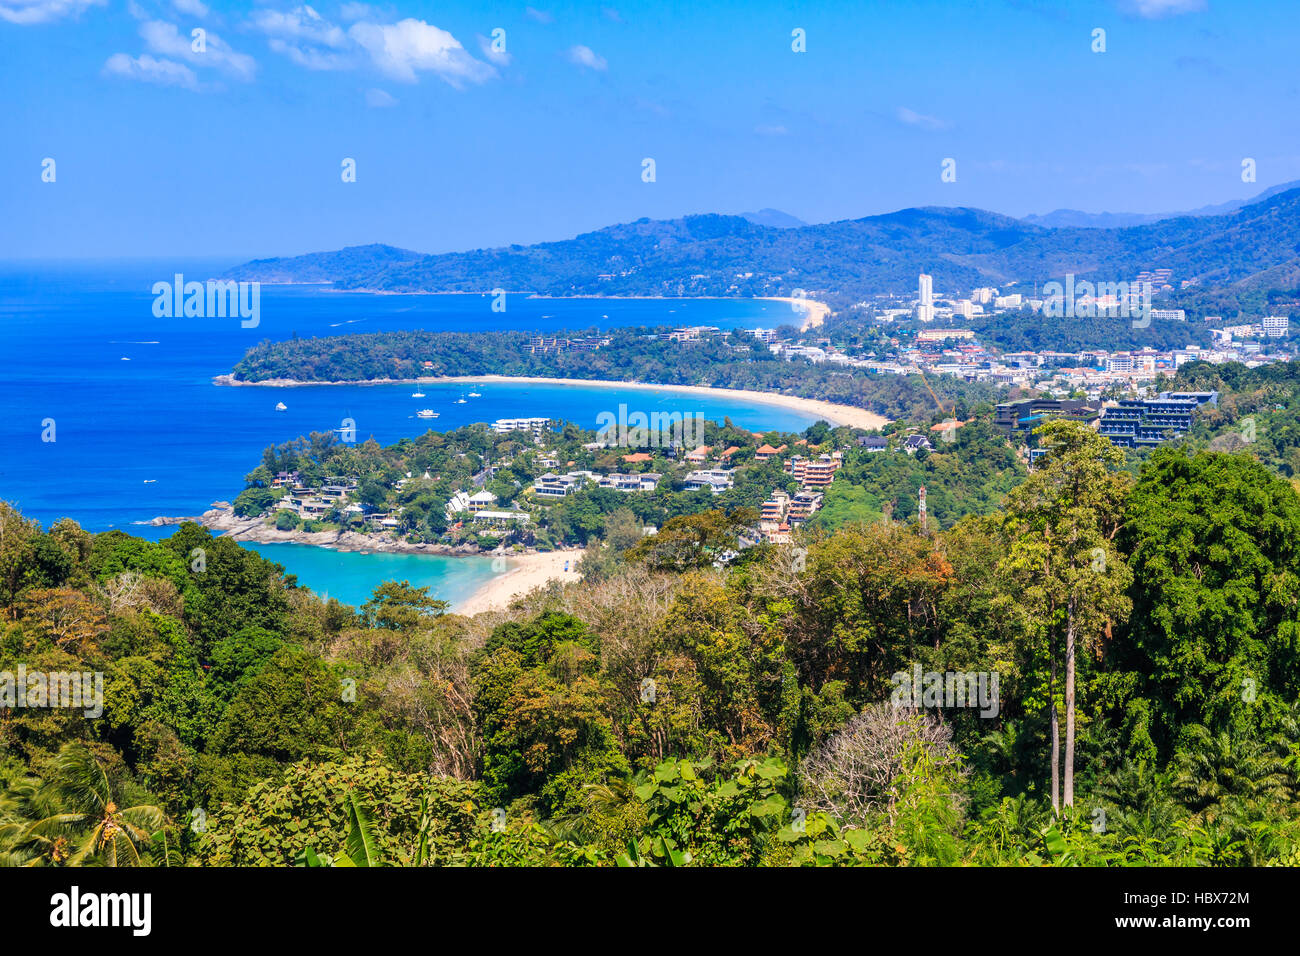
xmin=1022 ymin=181 xmax=1300 ymax=229
xmin=739 ymin=208 xmax=807 ymax=229
xmin=227 ymin=185 xmax=1300 ymax=313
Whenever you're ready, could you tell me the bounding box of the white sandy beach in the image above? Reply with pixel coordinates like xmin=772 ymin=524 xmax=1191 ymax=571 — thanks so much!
xmin=426 ymin=375 xmax=888 ymax=430
xmin=456 ymin=550 xmax=583 ymax=616
xmin=217 ymin=374 xmax=889 ymax=431
xmin=762 ymin=296 xmax=831 ymax=330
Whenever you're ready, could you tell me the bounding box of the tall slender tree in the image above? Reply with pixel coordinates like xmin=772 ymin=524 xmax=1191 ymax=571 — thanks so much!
xmin=1000 ymin=421 xmax=1132 ymax=809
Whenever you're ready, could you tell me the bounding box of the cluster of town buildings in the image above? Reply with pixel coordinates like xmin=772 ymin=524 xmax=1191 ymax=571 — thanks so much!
xmin=269 ymin=472 xmax=400 ymax=528
xmin=751 ymin=329 xmax=1293 ymax=396
xmin=737 ymin=272 xmax=1295 ymax=400
xmin=439 ymin=434 xmax=865 ymax=546
xmin=528 ymin=336 xmax=610 ymax=354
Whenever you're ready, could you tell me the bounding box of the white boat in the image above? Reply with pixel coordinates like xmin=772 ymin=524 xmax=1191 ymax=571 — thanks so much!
xmin=467 ymin=392 xmax=482 ymax=398
xmin=275 ymin=402 xmax=287 ymax=411
xmin=411 ymin=390 xmax=426 ymax=398
xmin=417 ymin=409 xmax=438 ymax=418
xmin=454 ymin=397 xmax=467 ymax=404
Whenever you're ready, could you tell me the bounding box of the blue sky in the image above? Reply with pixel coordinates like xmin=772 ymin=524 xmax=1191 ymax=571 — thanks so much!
xmin=3 ymin=0 xmax=1298 ymax=258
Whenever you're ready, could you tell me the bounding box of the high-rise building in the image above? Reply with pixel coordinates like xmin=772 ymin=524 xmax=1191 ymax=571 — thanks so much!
xmin=917 ymin=273 xmax=934 ymax=322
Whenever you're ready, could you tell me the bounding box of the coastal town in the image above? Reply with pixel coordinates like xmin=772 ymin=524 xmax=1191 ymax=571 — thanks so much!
xmin=752 ymin=272 xmax=1293 ymax=397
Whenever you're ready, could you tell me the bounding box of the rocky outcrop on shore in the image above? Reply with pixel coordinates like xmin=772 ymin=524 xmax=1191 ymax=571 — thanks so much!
xmin=184 ymin=507 xmax=484 ymax=556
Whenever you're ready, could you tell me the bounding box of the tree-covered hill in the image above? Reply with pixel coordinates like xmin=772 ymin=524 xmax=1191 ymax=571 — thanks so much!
xmin=230 ymin=327 xmax=998 ymax=422
xmin=228 ymin=243 xmax=425 ymax=285
xmin=224 ymin=187 xmax=1300 ymax=308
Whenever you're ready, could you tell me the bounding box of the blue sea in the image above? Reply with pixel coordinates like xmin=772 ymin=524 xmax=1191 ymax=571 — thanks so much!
xmin=0 ymin=260 xmax=819 ymax=608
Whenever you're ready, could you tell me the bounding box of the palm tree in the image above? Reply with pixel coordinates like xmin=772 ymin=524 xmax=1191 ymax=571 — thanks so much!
xmin=0 ymin=743 xmax=169 ymax=866
xmin=0 ymin=778 xmax=49 ymax=866
xmin=1172 ymin=724 xmax=1291 ymax=822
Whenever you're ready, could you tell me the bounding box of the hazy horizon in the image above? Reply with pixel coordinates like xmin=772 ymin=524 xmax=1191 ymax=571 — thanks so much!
xmin=4 ymin=173 xmax=1296 ymax=263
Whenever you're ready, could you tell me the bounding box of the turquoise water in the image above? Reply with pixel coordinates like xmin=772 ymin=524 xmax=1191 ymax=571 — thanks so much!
xmin=242 ymin=543 xmax=500 ymax=610
xmin=0 ymin=261 xmax=823 ymax=606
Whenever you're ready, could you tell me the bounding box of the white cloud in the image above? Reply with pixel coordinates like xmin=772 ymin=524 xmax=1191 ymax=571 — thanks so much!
xmin=171 ymin=0 xmax=207 ymax=16
xmin=896 ymin=106 xmax=948 ymax=131
xmin=140 ymin=19 xmax=256 ymax=81
xmin=103 ymin=52 xmax=199 ymax=89
xmin=365 ymin=87 xmax=396 ymax=107
xmin=525 ymin=6 xmax=552 ymax=24
xmin=0 ymin=0 xmax=103 ymax=24
xmin=1120 ymin=0 xmax=1207 ymax=17
xmin=754 ymin=124 xmax=788 ymax=136
xmin=602 ymin=7 xmax=624 ymax=23
xmin=348 ymin=18 xmax=496 ymax=86
xmin=250 ymin=5 xmax=351 ymax=70
xmin=565 ymin=44 xmax=606 ymax=71
xmin=247 ymin=8 xmax=496 ymax=87
xmin=250 ymin=5 xmax=347 ymax=48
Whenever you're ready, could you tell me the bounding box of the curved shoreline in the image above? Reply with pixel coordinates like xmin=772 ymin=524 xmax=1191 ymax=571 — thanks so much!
xmin=213 ymin=374 xmax=889 ymax=430
xmin=189 ymin=507 xmax=581 ymax=613
xmin=455 ymin=550 xmax=583 ymax=616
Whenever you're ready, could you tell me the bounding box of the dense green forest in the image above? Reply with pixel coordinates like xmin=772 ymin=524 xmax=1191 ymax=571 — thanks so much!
xmin=964 ymin=311 xmax=1215 ymax=353
xmin=4 ymin=421 xmax=1299 ymax=866
xmin=231 ymin=327 xmax=998 ymax=421
xmin=225 ymin=187 xmax=1300 ymax=309
xmin=1155 ymin=360 xmax=1300 ymax=476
